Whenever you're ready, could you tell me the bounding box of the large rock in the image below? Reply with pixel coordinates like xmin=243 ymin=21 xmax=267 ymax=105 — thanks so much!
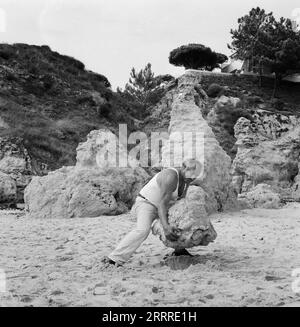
xmin=237 ymin=183 xmax=281 ymax=209
xmin=25 ymin=166 xmax=148 ymax=219
xmin=152 ymin=186 xmax=217 ymax=250
xmin=152 ymin=71 xmax=235 ymax=249
xmin=0 ymin=171 xmax=17 ymax=203
xmin=251 ymin=109 xmax=300 ymax=140
xmin=25 ymin=128 xmax=149 ymax=218
xmin=160 ymin=71 xmax=234 ymax=213
xmin=232 ymin=116 xmax=300 ymax=205
xmin=0 ymin=137 xmax=34 ymax=203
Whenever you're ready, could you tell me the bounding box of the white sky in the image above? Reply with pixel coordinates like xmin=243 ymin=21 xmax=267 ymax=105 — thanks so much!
xmin=0 ymin=0 xmax=299 ymax=89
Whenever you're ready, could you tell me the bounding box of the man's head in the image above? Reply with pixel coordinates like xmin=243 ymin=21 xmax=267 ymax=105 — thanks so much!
xmin=181 ymin=159 xmax=203 ymax=183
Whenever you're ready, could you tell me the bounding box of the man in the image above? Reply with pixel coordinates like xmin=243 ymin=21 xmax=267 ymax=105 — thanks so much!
xmin=102 ymin=158 xmax=202 ymax=266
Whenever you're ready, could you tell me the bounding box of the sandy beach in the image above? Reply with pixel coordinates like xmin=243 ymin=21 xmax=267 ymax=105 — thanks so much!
xmin=0 ymin=204 xmax=300 ymax=307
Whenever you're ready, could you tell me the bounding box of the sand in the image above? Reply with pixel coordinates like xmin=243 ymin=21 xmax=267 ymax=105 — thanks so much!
xmin=0 ymin=204 xmax=299 ymax=307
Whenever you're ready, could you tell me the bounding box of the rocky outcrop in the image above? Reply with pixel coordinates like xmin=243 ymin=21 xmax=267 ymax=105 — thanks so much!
xmin=206 ymin=95 xmax=250 ymax=158
xmin=0 ymin=171 xmax=17 ymax=203
xmin=152 ymin=71 xmax=236 ymax=249
xmin=0 ymin=137 xmax=34 ymax=204
xmin=161 ymin=71 xmax=235 ymax=212
xmin=251 ymin=109 xmax=300 ymax=140
xmin=24 ymin=129 xmax=149 ymax=218
xmin=232 ymin=114 xmax=300 ymax=207
xmin=25 ymin=166 xmax=148 ymax=219
xmin=237 ymin=183 xmax=281 ymax=209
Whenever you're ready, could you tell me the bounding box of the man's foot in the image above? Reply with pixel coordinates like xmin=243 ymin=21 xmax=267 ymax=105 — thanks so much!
xmin=172 ymin=249 xmax=193 ymax=257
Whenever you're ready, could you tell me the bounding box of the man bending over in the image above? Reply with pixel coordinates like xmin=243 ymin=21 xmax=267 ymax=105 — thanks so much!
xmin=102 ymin=159 xmax=202 ymax=266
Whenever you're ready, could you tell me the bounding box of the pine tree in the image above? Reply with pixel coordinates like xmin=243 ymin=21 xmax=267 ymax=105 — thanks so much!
xmin=123 ymin=63 xmax=165 ymax=112
xmin=229 ymin=7 xmax=274 ymax=71
xmin=229 ymin=7 xmax=300 ymax=95
xmin=169 ymin=44 xmax=227 ymax=70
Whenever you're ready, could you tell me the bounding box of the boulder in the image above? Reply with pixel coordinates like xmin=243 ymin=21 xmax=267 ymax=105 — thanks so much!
xmin=238 ymin=183 xmax=281 ymax=209
xmin=0 ymin=137 xmax=33 ymax=174
xmin=215 ymin=95 xmax=242 ymax=108
xmin=0 ymin=171 xmax=17 ymax=203
xmin=0 ymin=137 xmax=34 ymax=203
xmin=152 ymin=186 xmax=217 ymax=249
xmin=251 ymin=109 xmax=300 ymax=140
xmin=24 ymin=166 xmax=149 ymax=219
xmin=25 ymin=127 xmax=149 ymax=218
xmin=232 ymin=117 xmax=300 ymax=202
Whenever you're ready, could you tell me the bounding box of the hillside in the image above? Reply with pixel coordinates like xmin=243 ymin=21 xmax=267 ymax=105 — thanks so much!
xmin=0 ymin=43 xmax=137 ymax=172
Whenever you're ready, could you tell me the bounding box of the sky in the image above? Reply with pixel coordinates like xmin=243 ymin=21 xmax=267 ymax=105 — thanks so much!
xmin=0 ymin=0 xmax=299 ymax=89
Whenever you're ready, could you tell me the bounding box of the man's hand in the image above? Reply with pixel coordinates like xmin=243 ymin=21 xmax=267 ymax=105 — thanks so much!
xmin=163 ymin=225 xmax=181 ymax=242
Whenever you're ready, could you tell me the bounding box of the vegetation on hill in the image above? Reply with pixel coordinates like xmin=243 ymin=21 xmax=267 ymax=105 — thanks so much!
xmin=117 ymin=63 xmax=173 ymax=120
xmin=0 ymin=44 xmax=166 ymax=172
xmin=229 ymin=7 xmax=300 ymax=95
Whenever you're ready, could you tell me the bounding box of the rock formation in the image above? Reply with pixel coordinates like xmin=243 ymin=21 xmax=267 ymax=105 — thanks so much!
xmin=25 ymin=166 xmax=148 ymax=219
xmin=0 ymin=137 xmax=34 ymax=205
xmin=152 ymin=70 xmax=236 ymax=249
xmin=237 ymin=183 xmax=281 ymax=209
xmin=160 ymin=71 xmax=234 ymax=211
xmin=0 ymin=171 xmax=17 ymax=203
xmin=24 ymin=130 xmax=149 ymax=219
xmin=206 ymin=95 xmax=249 ymax=158
xmin=232 ymin=112 xmax=300 ymax=207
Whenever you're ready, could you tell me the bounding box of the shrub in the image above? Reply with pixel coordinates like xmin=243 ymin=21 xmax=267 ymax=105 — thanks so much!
xmin=216 ymin=105 xmax=253 ymax=136
xmin=271 ymin=98 xmax=285 ymax=111
xmin=66 ymin=65 xmax=79 ymax=76
xmin=245 ymin=95 xmax=264 ymax=106
xmin=99 ymin=102 xmax=112 ymax=118
xmin=6 ymin=71 xmax=18 ymax=82
xmin=89 ymin=73 xmax=111 ymax=88
xmin=207 ymin=83 xmax=225 ymax=98
xmin=61 ymin=54 xmax=85 ymax=70
xmin=0 ymin=45 xmax=15 ymax=60
xmin=41 ymin=74 xmax=55 ymax=91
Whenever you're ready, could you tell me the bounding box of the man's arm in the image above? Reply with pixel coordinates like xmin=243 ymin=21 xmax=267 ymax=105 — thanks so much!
xmin=158 ymin=191 xmax=172 ymax=229
xmin=179 ymin=181 xmax=191 ymax=199
xmin=157 ymin=170 xmax=181 ymax=241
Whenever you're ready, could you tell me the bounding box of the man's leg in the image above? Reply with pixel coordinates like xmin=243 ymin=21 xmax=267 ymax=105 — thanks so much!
xmin=107 ymin=200 xmax=158 ymax=264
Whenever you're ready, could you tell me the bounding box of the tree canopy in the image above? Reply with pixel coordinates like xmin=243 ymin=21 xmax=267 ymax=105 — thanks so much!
xmin=119 ymin=63 xmax=171 ymax=118
xmin=169 ymin=44 xmax=228 ymax=70
xmin=229 ymin=7 xmax=300 ymax=94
